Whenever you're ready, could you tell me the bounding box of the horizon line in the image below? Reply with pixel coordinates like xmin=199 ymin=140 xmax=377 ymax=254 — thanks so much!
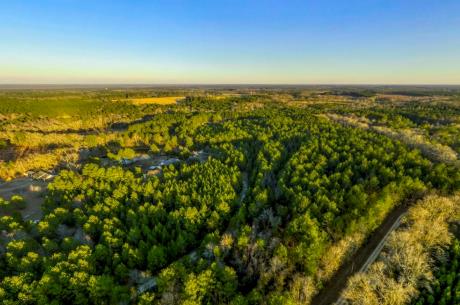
xmin=1 ymin=83 xmax=460 ymax=89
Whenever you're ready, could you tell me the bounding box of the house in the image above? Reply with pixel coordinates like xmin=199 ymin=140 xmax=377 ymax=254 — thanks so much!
xmin=144 ymin=158 xmax=180 ymax=177
xmin=27 ymin=170 xmax=55 ymax=181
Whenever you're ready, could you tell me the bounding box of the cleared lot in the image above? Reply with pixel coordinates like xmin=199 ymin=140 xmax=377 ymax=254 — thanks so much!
xmin=0 ymin=178 xmax=48 ymax=221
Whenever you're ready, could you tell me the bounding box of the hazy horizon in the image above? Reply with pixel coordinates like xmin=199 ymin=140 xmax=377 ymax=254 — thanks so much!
xmin=2 ymin=1 xmax=460 ymax=84
xmin=2 ymin=83 xmax=460 ymax=90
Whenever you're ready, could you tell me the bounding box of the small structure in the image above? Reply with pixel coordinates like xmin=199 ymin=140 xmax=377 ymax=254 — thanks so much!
xmin=143 ymin=158 xmax=180 ymax=177
xmin=28 ymin=170 xmax=55 ymax=181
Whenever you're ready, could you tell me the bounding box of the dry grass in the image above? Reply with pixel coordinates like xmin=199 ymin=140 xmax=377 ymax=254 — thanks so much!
xmin=129 ymin=96 xmax=184 ymax=105
xmin=0 ymin=131 xmax=118 ymax=180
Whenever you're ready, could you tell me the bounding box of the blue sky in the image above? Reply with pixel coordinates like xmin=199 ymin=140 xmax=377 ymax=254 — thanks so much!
xmin=1 ymin=0 xmax=459 ymax=84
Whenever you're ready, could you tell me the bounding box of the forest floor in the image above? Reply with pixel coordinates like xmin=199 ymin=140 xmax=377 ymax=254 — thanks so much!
xmin=311 ymin=203 xmax=410 ymax=305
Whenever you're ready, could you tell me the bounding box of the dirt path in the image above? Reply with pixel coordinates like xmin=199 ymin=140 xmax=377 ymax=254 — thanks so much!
xmin=0 ymin=178 xmax=34 ymax=193
xmin=311 ymin=203 xmax=409 ymax=305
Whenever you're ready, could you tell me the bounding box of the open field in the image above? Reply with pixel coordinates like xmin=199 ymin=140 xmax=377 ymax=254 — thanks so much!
xmin=128 ymin=96 xmax=185 ymax=105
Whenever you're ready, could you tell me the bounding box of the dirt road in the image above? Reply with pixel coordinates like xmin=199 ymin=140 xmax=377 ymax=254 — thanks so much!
xmin=311 ymin=203 xmax=409 ymax=305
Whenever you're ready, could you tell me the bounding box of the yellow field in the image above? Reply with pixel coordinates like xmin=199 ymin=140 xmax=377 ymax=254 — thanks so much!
xmin=129 ymin=96 xmax=184 ymax=105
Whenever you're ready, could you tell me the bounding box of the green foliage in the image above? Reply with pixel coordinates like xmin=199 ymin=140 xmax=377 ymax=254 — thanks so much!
xmin=1 ymin=92 xmax=459 ymax=304
xmin=413 ymin=239 xmax=460 ymax=305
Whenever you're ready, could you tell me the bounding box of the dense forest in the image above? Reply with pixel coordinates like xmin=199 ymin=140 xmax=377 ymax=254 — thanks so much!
xmin=0 ymin=87 xmax=460 ymax=305
xmin=413 ymin=239 xmax=460 ymax=305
